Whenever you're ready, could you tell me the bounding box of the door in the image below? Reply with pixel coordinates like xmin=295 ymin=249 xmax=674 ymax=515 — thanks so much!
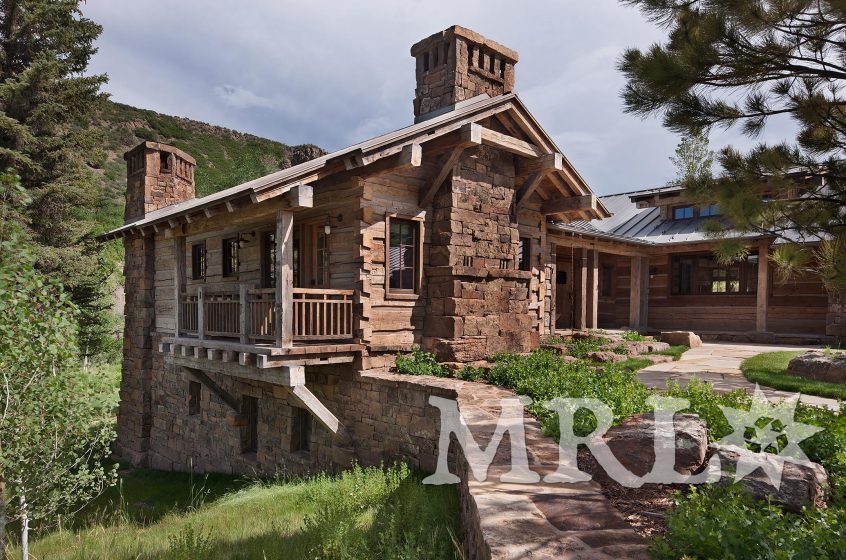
xmin=555 ymin=257 xmax=574 ymax=329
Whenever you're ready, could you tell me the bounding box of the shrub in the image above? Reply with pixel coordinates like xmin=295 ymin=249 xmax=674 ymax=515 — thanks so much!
xmin=395 ymin=347 xmax=450 ymax=378
xmin=621 ymin=330 xmax=648 ymax=342
xmin=566 ymin=336 xmax=609 ymax=359
xmin=455 ymin=365 xmax=486 ymax=381
xmin=652 ymin=486 xmax=846 ymax=559
xmin=133 ymin=126 xmax=157 ymax=141
xmin=167 ymin=524 xmax=214 ymax=560
xmin=486 ymin=350 xmax=652 ymax=436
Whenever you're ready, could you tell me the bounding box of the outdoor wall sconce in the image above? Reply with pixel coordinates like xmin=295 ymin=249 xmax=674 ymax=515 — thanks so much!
xmin=238 ymin=231 xmax=255 ymax=248
xmin=650 ymin=266 xmax=658 ymax=279
xmin=324 ymin=214 xmax=343 ymax=235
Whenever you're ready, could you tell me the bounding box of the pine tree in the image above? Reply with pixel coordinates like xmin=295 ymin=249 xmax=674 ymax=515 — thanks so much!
xmin=0 ymin=0 xmax=116 ymax=358
xmin=620 ymin=0 xmax=846 ymax=289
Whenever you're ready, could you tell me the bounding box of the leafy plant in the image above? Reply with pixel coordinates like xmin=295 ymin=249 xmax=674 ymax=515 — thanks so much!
xmin=455 ymin=365 xmax=486 ymax=381
xmin=620 ymin=330 xmax=648 ymax=342
xmin=395 ymin=347 xmax=450 ymax=378
xmin=167 ymin=524 xmax=214 ymax=560
xmin=566 ymin=336 xmax=609 ymax=359
xmin=652 ymin=486 xmax=846 ymax=559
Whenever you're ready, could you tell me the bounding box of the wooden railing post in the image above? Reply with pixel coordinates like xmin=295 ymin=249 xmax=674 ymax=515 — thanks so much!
xmin=240 ymin=283 xmax=250 ymax=344
xmin=197 ymin=286 xmax=205 ymax=341
xmin=174 ymin=236 xmax=185 ymax=337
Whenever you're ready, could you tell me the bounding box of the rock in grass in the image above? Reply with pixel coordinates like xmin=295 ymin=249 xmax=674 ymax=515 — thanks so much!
xmin=659 ymin=331 xmax=702 ymax=348
xmin=602 ymin=413 xmax=709 ymax=477
xmin=711 ymin=444 xmax=828 ymax=512
xmin=787 ymin=351 xmax=846 ymax=384
xmin=587 ymin=351 xmax=627 ymax=363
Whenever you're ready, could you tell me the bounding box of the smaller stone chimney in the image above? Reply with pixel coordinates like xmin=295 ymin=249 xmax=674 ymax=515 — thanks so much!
xmin=124 ymin=141 xmax=196 ymax=223
xmin=411 ymin=25 xmax=519 ymax=121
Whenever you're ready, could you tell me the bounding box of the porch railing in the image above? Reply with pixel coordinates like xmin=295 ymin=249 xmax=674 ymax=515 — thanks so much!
xmin=177 ymin=285 xmax=355 ymax=343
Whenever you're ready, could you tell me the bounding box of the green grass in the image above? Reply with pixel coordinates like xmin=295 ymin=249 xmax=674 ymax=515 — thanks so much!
xmin=653 ymin=345 xmax=689 ymax=361
xmin=741 ymin=351 xmax=846 ymax=400
xmin=14 ymin=464 xmax=461 ymax=560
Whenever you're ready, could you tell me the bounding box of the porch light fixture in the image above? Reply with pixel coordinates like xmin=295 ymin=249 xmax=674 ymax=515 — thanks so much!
xmin=323 ymin=214 xmax=342 ymax=235
xmin=237 ymin=231 xmax=256 ymax=248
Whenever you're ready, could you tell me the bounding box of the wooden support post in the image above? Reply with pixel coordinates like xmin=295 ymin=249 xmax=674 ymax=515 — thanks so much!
xmin=275 ymin=210 xmax=294 ymax=347
xmin=640 ymin=257 xmax=650 ymax=331
xmin=587 ymin=249 xmax=599 ymax=329
xmin=629 ymin=255 xmax=642 ymax=331
xmin=574 ymin=248 xmax=588 ymax=329
xmin=197 ymin=286 xmax=205 ymax=341
xmin=756 ymin=240 xmax=770 ymax=332
xmin=181 ymin=367 xmax=240 ymax=412
xmin=240 ymin=283 xmax=250 ymax=344
xmin=174 ymin=236 xmax=185 ymax=336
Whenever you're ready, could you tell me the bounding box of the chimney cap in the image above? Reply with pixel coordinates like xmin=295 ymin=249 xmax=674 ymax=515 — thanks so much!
xmin=410 ymin=25 xmax=519 ymax=62
xmin=123 ymin=140 xmax=197 ymax=166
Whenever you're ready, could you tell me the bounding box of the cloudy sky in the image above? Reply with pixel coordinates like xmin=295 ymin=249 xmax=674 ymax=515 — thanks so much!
xmin=82 ymin=0 xmax=796 ymax=196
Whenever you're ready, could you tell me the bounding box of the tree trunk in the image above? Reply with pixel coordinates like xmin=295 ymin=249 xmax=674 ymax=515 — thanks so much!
xmin=0 ymin=478 xmax=6 ymax=559
xmin=19 ymin=494 xmax=27 ymax=560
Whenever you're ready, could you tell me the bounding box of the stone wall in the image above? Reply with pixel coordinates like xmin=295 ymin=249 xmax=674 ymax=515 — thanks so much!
xmin=124 ymin=142 xmax=196 ymax=223
xmin=424 ymin=145 xmax=537 ymax=362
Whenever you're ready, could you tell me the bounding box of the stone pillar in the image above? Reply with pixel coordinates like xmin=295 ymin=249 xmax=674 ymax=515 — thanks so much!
xmin=115 ymin=234 xmax=155 ymax=466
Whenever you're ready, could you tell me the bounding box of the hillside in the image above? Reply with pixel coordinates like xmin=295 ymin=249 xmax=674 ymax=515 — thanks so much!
xmin=90 ymin=99 xmax=326 ymax=235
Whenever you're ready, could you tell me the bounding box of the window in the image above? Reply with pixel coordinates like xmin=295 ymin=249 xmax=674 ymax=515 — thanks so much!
xmin=673 ymin=206 xmax=694 ymax=220
xmin=160 ymin=151 xmax=171 ymax=173
xmin=191 ymin=242 xmax=206 ymax=280
xmin=222 ymin=237 xmax=239 ymax=277
xmin=188 ymin=381 xmax=201 ymax=416
xmin=600 ymin=265 xmax=614 ymax=298
xmin=315 ymin=230 xmax=329 ymax=287
xmin=261 ymin=232 xmax=276 ymax=289
xmin=700 ymin=204 xmax=721 ymax=218
xmin=240 ymin=396 xmax=258 ymax=454
xmin=518 ymin=238 xmax=531 ymax=271
xmin=671 ymin=254 xmax=758 ymax=295
xmin=388 ymin=218 xmax=419 ymax=293
xmin=291 ymin=406 xmax=312 ymax=453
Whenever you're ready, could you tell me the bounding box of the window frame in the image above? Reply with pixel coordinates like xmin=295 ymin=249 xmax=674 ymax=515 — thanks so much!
xmin=188 ymin=381 xmax=201 ymax=416
xmin=291 ymin=406 xmax=312 ymax=454
xmin=190 ymin=242 xmax=206 ymax=281
xmin=517 ymin=237 xmax=532 ymax=271
xmin=672 ymin=205 xmax=695 ymax=220
xmin=385 ymin=214 xmax=423 ymax=300
xmin=670 ymin=252 xmax=758 ymax=296
xmin=240 ymin=395 xmax=258 ymax=455
xmin=222 ymin=237 xmax=239 ymax=278
xmin=699 ymin=203 xmax=721 ymax=218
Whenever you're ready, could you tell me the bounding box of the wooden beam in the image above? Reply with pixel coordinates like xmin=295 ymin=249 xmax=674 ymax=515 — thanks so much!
xmin=342 ymin=149 xmax=365 ymax=170
xmin=419 ymin=124 xmax=482 ymax=207
xmin=515 ymin=172 xmax=547 ymax=209
xmin=181 ymin=367 xmax=240 ymax=412
xmin=541 ymin=194 xmax=598 ymax=216
xmin=175 ymin=358 xmax=306 ymax=387
xmin=517 ymin=152 xmax=563 ymax=176
xmin=574 ymin=248 xmax=588 ymax=329
xmin=286 ymin=183 xmax=314 ymax=208
xmin=225 ymin=200 xmax=237 ymax=213
xmin=287 ymin=384 xmax=352 ymax=445
xmin=587 ymin=249 xmax=599 ymax=329
xmin=275 ymin=210 xmax=294 ymax=347
xmin=479 ymin=126 xmax=545 ymax=158
xmin=629 ymin=256 xmax=643 ymax=330
xmin=756 ymin=240 xmax=770 ymax=332
xmin=203 ymin=207 xmax=218 ymax=219
xmin=399 ymin=142 xmax=423 ymax=168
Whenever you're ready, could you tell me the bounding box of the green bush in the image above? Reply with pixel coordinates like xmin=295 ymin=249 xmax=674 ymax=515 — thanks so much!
xmin=455 ymin=365 xmax=486 ymax=381
xmin=621 ymin=330 xmax=648 ymax=342
xmin=652 ymin=486 xmax=846 ymax=559
xmin=566 ymin=336 xmax=609 ymax=359
xmin=167 ymin=524 xmax=214 ymax=560
xmin=486 ymin=350 xmax=652 ymax=436
xmin=133 ymin=127 xmax=157 ymax=141
xmin=395 ymin=347 xmax=450 ymax=378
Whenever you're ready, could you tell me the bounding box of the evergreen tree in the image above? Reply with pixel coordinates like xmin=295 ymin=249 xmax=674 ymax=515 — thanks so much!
xmin=0 ymin=0 xmax=117 ymax=357
xmin=619 ymin=0 xmax=846 ymax=289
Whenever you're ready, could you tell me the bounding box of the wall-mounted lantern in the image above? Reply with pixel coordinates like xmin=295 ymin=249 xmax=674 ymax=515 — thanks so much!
xmin=324 ymin=214 xmax=343 ymax=235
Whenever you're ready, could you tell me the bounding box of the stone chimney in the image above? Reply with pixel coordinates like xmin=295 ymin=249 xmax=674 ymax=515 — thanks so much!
xmin=411 ymin=25 xmax=518 ymax=121
xmin=124 ymin=141 xmax=196 ymax=223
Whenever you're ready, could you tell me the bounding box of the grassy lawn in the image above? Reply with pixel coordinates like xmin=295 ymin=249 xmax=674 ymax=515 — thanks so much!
xmin=13 ymin=464 xmax=461 ymax=560
xmin=741 ymin=351 xmax=846 ymax=400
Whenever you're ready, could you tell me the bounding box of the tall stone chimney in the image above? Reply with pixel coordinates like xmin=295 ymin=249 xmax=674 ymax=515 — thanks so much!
xmin=411 ymin=25 xmax=519 ymax=121
xmin=124 ymin=141 xmax=196 ymax=223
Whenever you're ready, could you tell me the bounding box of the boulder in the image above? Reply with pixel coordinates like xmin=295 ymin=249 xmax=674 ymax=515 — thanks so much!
xmin=628 ymin=341 xmax=671 ymax=355
xmin=660 ymin=331 xmax=702 ymax=348
xmin=711 ymin=444 xmax=828 ymax=512
xmin=787 ymin=352 xmax=846 ymax=384
xmin=587 ymin=351 xmax=627 ymax=363
xmin=602 ymin=413 xmax=709 ymax=477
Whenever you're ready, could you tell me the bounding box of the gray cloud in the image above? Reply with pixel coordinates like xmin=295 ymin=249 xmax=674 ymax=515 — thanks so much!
xmin=83 ymin=0 xmax=799 ymax=195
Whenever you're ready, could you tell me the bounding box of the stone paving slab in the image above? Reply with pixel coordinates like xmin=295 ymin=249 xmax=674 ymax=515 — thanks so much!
xmin=636 ymin=342 xmax=840 ymax=411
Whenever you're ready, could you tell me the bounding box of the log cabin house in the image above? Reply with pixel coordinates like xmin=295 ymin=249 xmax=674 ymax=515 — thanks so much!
xmin=99 ymin=26 xmax=843 ymax=474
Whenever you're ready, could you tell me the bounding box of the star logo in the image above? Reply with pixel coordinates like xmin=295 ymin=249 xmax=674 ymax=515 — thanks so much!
xmin=717 ymin=385 xmax=824 ymax=490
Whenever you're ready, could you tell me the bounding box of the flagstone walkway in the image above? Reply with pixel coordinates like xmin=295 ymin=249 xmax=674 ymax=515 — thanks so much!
xmin=636 ymin=342 xmax=840 ymax=411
